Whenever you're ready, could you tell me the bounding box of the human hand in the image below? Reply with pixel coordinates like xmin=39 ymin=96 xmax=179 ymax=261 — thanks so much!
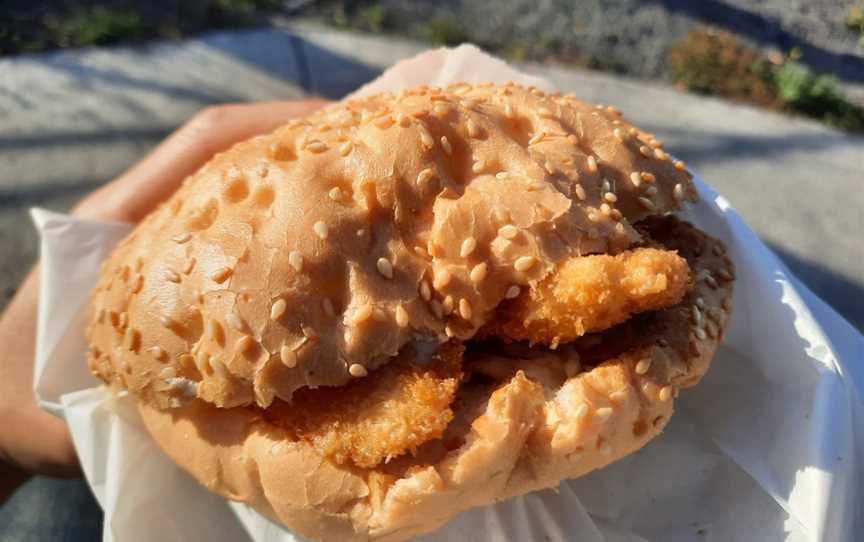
xmin=0 ymin=99 xmax=329 ymax=500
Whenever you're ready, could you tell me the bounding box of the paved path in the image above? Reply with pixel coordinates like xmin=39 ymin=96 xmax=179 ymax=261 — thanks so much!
xmin=1 ymin=23 xmax=862 ymax=329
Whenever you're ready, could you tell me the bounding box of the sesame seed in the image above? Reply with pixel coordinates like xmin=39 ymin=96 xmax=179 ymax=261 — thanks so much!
xmin=460 ymin=237 xmax=477 ymax=258
xmin=638 ymin=197 xmax=655 ymax=210
xmin=692 ymin=306 xmax=704 ymax=326
xmin=352 ymin=304 xmax=374 ymax=324
xmin=544 ymin=161 xmax=556 ymax=175
xmin=164 ymin=269 xmax=181 ymax=283
xmin=674 ymin=160 xmax=686 ymax=171
xmin=639 ymin=145 xmax=651 ymax=157
xmin=673 ymin=183 xmax=685 ymax=202
xmin=595 ymin=407 xmax=613 ymax=422
xmin=574 ymin=185 xmax=587 ymax=200
xmin=694 ymin=327 xmax=707 ymax=340
xmin=495 ymin=171 xmax=509 ymax=180
xmin=466 ymin=119 xmax=481 ymax=138
xmin=349 ymin=363 xmax=368 ymax=378
xmin=118 ymin=312 xmax=128 ymax=328
xmin=280 ymin=344 xmax=298 ymax=368
xmin=124 ymin=327 xmax=141 ymax=352
xmin=289 ymin=251 xmax=304 ymax=272
xmin=417 ymin=168 xmax=435 ymax=184
xmin=430 ymin=299 xmax=444 ymax=319
xmin=654 ymin=148 xmax=667 ymax=160
xmin=659 ymin=386 xmax=673 ymax=402
xmin=640 ymin=172 xmax=656 ymax=183
xmin=159 ymin=315 xmax=172 ymax=328
xmin=459 ymin=298 xmax=473 ymax=320
xmin=148 ymin=346 xmax=167 ymax=360
xmin=329 ymin=187 xmax=344 ymax=201
xmin=313 ymin=221 xmax=329 ymax=239
xmin=305 ymin=141 xmax=328 ymax=153
xmin=440 ymin=295 xmax=454 ymax=316
xmin=226 ymin=312 xmax=244 ymax=331
xmin=444 ymin=325 xmax=455 ymax=338
xmin=705 ymin=275 xmax=719 ymax=289
xmin=706 ymin=321 xmax=718 ymax=339
xmin=635 ymin=359 xmax=652 ymax=375
xmin=470 ymin=262 xmax=488 ymax=284
xmin=504 ymin=285 xmax=521 ymax=299
xmin=433 ymin=268 xmax=452 ymax=290
xmin=440 ymin=136 xmax=452 ymax=155
xmin=567 ymin=134 xmax=579 ymax=145
xmin=131 ymin=274 xmax=144 ymax=293
xmin=210 ymin=267 xmax=232 ymax=283
xmin=376 ymin=257 xmax=394 ymax=279
xmin=717 ymin=268 xmax=734 ymax=281
xmin=182 ymin=258 xmax=196 ymax=275
xmin=397 ymin=113 xmax=410 ymax=127
xmin=514 ymin=256 xmax=537 ymax=272
xmin=322 ymin=298 xmax=335 ymax=317
xmin=374 ymin=115 xmax=394 ymax=129
xmin=528 ymin=132 xmax=545 ymax=146
xmin=420 ymin=130 xmax=434 ymax=148
xmin=504 ymin=103 xmax=515 ymax=118
xmin=527 ymin=181 xmax=545 ymax=191
xmin=235 ymin=335 xmax=253 ymax=354
xmin=498 ymin=224 xmax=519 ymax=239
xmin=395 ymin=305 xmax=409 ymax=328
xmin=722 ymin=297 xmax=732 ymax=311
xmin=586 ymin=156 xmax=598 ymax=173
xmin=420 ymin=280 xmax=432 ymax=301
xmin=302 ymin=325 xmax=318 ymax=340
xmin=270 ymin=299 xmax=287 ymax=320
xmin=713 ymin=243 xmax=726 ymax=256
xmin=574 ymin=404 xmax=588 ymax=418
xmin=600 ymin=203 xmax=612 ymax=216
xmin=630 ymin=171 xmax=642 ymax=187
xmin=339 ymin=141 xmax=353 ymax=156
xmin=172 ymin=232 xmax=191 ymax=244
xmin=614 ymin=128 xmax=625 ymax=141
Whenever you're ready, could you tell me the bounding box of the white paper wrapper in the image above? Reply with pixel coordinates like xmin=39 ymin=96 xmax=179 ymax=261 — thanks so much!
xmin=33 ymin=45 xmax=863 ymax=542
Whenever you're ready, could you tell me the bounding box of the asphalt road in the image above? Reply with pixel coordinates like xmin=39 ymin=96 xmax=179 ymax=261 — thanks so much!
xmin=1 ymin=23 xmax=862 ymax=330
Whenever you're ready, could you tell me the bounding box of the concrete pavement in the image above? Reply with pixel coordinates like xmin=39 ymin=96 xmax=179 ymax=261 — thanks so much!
xmin=1 ymin=22 xmax=862 ymax=329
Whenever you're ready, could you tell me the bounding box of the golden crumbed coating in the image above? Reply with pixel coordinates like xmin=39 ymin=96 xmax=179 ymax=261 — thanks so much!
xmin=485 ymin=247 xmax=691 ymax=345
xmin=85 ymin=82 xmax=699 ymax=409
xmin=264 ymin=342 xmax=464 ymax=468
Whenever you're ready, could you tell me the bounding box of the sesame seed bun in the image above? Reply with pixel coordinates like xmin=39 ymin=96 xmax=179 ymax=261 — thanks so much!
xmin=86 ymin=82 xmax=698 ymax=410
xmin=85 ymin=82 xmax=733 ymax=541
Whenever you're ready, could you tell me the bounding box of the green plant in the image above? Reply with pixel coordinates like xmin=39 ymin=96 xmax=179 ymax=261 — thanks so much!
xmin=667 ymin=27 xmax=864 ymax=133
xmin=44 ymin=7 xmax=145 ymax=48
xmin=772 ymin=61 xmax=864 ymax=132
xmin=358 ymin=4 xmax=388 ymax=33
xmin=846 ymin=5 xmax=864 ymax=47
xmin=421 ymin=17 xmax=468 ymax=46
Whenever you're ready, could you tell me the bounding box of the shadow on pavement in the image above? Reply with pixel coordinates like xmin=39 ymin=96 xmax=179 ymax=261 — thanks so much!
xmin=652 ymin=0 xmax=864 ymax=85
xmin=769 ymin=242 xmax=864 ymax=332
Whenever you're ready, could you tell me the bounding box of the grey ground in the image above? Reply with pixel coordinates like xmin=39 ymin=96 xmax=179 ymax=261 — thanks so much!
xmin=1 ymin=22 xmax=861 ymax=331
xmin=300 ymin=0 xmax=864 ymax=103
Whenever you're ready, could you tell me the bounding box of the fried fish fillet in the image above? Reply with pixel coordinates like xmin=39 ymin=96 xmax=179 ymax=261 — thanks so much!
xmin=486 ymin=248 xmax=691 ymax=346
xmin=265 ymin=342 xmax=464 ymax=468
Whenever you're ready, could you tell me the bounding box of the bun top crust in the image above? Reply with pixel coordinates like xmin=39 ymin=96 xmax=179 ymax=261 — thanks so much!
xmin=86 ymin=82 xmax=698 ymax=409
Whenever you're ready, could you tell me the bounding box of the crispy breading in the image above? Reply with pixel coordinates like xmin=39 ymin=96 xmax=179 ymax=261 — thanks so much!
xmin=485 ymin=248 xmax=691 ymax=346
xmin=265 ymin=342 xmax=463 ymax=468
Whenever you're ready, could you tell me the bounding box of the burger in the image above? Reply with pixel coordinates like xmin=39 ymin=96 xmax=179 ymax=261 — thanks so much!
xmin=85 ymin=82 xmax=734 ymax=541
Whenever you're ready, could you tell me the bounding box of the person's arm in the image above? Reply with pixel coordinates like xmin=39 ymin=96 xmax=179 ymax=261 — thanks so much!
xmin=0 ymin=100 xmax=328 ymax=502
